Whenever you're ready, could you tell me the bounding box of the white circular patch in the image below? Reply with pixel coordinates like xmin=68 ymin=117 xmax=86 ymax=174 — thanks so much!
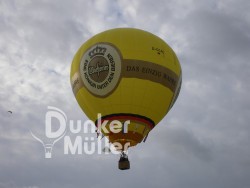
xmin=80 ymin=43 xmax=122 ymax=97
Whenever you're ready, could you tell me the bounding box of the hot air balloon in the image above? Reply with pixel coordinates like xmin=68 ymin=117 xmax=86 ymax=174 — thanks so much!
xmin=70 ymin=28 xmax=182 ymax=170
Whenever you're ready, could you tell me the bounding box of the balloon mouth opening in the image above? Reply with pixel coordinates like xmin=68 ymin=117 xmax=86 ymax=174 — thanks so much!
xmin=95 ymin=113 xmax=155 ymax=147
xmin=95 ymin=113 xmax=155 ymax=129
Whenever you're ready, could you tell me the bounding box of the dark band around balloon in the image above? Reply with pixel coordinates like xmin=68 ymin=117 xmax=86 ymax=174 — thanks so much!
xmin=71 ymin=59 xmax=179 ymax=96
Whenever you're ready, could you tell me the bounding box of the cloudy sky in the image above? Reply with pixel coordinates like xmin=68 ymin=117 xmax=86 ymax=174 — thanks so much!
xmin=1 ymin=0 xmax=250 ymax=187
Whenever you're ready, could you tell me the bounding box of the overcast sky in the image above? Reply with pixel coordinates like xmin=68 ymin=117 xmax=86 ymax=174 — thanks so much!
xmin=1 ymin=0 xmax=250 ymax=188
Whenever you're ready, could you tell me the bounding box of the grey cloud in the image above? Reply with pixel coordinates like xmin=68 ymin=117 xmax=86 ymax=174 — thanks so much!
xmin=1 ymin=0 xmax=250 ymax=188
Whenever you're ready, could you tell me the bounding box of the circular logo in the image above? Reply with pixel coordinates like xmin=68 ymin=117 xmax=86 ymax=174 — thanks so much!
xmin=80 ymin=43 xmax=122 ymax=97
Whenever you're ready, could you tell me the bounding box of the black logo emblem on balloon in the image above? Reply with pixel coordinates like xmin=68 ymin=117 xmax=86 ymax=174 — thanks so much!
xmin=88 ymin=57 xmax=109 ymax=83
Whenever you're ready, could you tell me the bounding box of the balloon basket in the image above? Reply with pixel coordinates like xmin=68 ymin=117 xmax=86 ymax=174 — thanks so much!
xmin=119 ymin=159 xmax=130 ymax=170
xmin=118 ymin=152 xmax=130 ymax=170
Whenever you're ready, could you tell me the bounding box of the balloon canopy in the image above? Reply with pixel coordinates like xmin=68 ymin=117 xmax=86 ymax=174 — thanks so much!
xmin=70 ymin=28 xmax=182 ymax=167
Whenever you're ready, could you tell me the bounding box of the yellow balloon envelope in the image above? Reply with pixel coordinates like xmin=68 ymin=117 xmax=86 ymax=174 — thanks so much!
xmin=70 ymin=28 xmax=182 ymax=169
